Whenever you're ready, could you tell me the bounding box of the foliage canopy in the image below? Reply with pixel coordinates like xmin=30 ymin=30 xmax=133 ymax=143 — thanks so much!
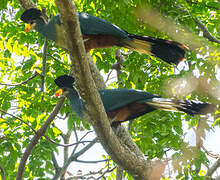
xmin=0 ymin=0 xmax=219 ymax=179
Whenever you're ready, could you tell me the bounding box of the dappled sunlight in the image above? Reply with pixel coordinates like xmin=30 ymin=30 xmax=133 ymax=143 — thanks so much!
xmin=164 ymin=72 xmax=220 ymax=100
xmin=137 ymin=7 xmax=201 ymax=50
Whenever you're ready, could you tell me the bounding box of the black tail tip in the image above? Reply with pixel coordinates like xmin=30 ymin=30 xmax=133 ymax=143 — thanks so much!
xmin=54 ymin=75 xmax=75 ymax=89
xmin=128 ymin=35 xmax=189 ymax=65
xmin=20 ymin=8 xmax=42 ymax=23
xmin=199 ymin=103 xmax=216 ymax=115
xmin=179 ymin=100 xmax=217 ymax=116
xmin=152 ymin=40 xmax=189 ymax=65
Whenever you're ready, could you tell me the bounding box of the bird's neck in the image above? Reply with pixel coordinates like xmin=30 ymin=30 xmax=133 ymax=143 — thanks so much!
xmin=34 ymin=18 xmax=47 ymax=32
xmin=66 ymin=88 xmax=85 ymax=119
xmin=34 ymin=17 xmax=58 ymax=43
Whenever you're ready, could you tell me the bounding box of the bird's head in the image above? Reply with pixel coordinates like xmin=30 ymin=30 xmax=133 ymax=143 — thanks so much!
xmin=20 ymin=8 xmax=43 ymax=32
xmin=54 ymin=75 xmax=75 ymax=97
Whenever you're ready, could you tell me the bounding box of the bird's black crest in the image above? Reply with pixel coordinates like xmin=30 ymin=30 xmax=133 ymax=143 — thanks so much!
xmin=20 ymin=8 xmax=42 ymax=23
xmin=54 ymin=75 xmax=75 ymax=89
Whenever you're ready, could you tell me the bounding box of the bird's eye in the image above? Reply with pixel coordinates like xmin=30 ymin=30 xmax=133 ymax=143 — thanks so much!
xmin=30 ymin=20 xmax=35 ymax=25
xmin=63 ymin=87 xmax=68 ymax=92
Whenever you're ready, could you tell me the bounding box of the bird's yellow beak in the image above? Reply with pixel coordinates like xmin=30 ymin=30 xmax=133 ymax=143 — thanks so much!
xmin=25 ymin=24 xmax=31 ymax=32
xmin=55 ymin=89 xmax=63 ymax=97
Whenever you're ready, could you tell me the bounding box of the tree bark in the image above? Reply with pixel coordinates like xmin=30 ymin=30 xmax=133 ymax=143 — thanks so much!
xmin=55 ymin=0 xmax=153 ymax=179
xmin=18 ymin=0 xmax=166 ymax=179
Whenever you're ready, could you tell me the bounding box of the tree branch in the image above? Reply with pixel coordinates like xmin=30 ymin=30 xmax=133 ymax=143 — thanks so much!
xmin=205 ymin=158 xmax=220 ymax=179
xmin=97 ymin=166 xmax=117 ymax=179
xmin=0 ymin=108 xmax=94 ymax=147
xmin=184 ymin=0 xmax=220 ymax=44
xmin=51 ymin=152 xmax=60 ymax=173
xmin=72 ymin=122 xmax=79 ymax=142
xmin=194 ymin=118 xmax=203 ymax=173
xmin=41 ymin=39 xmax=49 ymax=93
xmin=0 ymin=72 xmax=40 ymax=86
xmin=61 ymin=128 xmax=73 ymax=179
xmin=202 ymin=145 xmax=220 ymax=159
xmin=74 ymin=159 xmax=111 ymax=164
xmin=185 ymin=0 xmax=220 ymax=10
xmin=16 ymin=97 xmax=65 ymax=180
xmin=55 ymin=0 xmax=153 ymax=179
xmin=70 ymin=138 xmax=98 ymax=162
xmin=47 ymin=53 xmax=69 ymax=67
xmin=0 ymin=109 xmax=37 ymax=133
xmin=65 ymin=166 xmax=116 ymax=180
xmin=0 ymin=165 xmax=5 ymax=180
xmin=115 ymin=49 xmax=124 ymax=87
xmin=192 ymin=17 xmax=220 ymax=44
xmin=53 ymin=137 xmax=98 ymax=180
xmin=71 ymin=130 xmax=94 ymax=157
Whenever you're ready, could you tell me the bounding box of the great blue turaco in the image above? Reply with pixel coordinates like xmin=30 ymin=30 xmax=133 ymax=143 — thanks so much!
xmin=54 ymin=75 xmax=215 ymax=125
xmin=21 ymin=8 xmax=189 ymax=65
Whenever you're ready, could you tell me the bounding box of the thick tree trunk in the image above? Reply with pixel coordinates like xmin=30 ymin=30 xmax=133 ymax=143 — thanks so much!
xmin=18 ymin=0 xmax=166 ymax=179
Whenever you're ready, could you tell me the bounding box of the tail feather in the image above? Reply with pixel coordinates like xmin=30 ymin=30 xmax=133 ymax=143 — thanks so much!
xmin=122 ymin=34 xmax=188 ymax=65
xmin=146 ymin=98 xmax=215 ymax=115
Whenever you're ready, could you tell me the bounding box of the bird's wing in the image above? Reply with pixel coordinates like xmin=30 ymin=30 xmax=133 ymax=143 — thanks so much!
xmin=99 ymin=89 xmax=159 ymax=112
xmin=77 ymin=12 xmax=128 ymax=39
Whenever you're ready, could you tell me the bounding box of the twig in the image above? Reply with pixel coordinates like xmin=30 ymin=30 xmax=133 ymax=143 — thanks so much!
xmin=75 ymin=159 xmax=111 ymax=164
xmin=205 ymin=158 xmax=220 ymax=179
xmin=79 ymin=131 xmax=93 ymax=141
xmin=46 ymin=137 xmax=95 ymax=147
xmin=202 ymin=145 xmax=220 ymax=159
xmin=66 ymin=165 xmax=115 ymax=180
xmin=0 ymin=72 xmax=40 ymax=86
xmin=47 ymin=53 xmax=69 ymax=67
xmin=16 ymin=97 xmax=65 ymax=180
xmin=192 ymin=17 xmax=220 ymax=44
xmin=0 ymin=165 xmax=5 ymax=180
xmin=51 ymin=152 xmax=60 ymax=173
xmin=104 ymin=69 xmax=113 ymax=83
xmin=0 ymin=108 xmax=96 ymax=147
xmin=185 ymin=0 xmax=220 ymax=10
xmin=65 ymin=176 xmax=86 ymax=180
xmin=41 ymin=39 xmax=49 ymax=93
xmin=115 ymin=49 xmax=123 ymax=85
xmin=52 ymin=137 xmax=98 ymax=180
xmin=193 ymin=120 xmax=203 ymax=173
xmin=0 ymin=109 xmax=37 ymax=133
xmin=97 ymin=166 xmax=116 ymax=180
xmin=71 ymin=130 xmax=93 ymax=155
xmin=56 ymin=111 xmax=70 ymax=120
xmin=73 ymin=121 xmax=79 ymax=142
xmin=61 ymin=128 xmax=73 ymax=178
xmin=184 ymin=0 xmax=220 ymax=44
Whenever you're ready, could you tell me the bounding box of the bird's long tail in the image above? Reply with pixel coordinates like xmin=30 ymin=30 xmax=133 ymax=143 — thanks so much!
xmin=122 ymin=34 xmax=189 ymax=65
xmin=145 ymin=98 xmax=215 ymax=115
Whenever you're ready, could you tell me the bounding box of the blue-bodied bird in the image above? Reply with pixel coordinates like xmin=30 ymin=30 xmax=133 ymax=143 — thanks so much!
xmin=20 ymin=8 xmax=189 ymax=65
xmin=54 ymin=75 xmax=215 ymax=124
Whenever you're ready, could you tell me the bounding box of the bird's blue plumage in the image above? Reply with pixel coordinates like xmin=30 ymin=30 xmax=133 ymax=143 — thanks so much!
xmin=34 ymin=17 xmax=57 ymax=41
xmin=66 ymin=88 xmax=86 ymax=119
xmin=32 ymin=12 xmax=129 ymax=43
xmin=77 ymin=12 xmax=128 ymax=39
xmin=66 ymin=88 xmax=159 ymax=119
xmin=51 ymin=12 xmax=128 ymax=38
xmin=54 ymin=75 xmax=215 ymax=122
xmin=21 ymin=8 xmax=188 ymax=64
xmin=99 ymin=89 xmax=159 ymax=112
